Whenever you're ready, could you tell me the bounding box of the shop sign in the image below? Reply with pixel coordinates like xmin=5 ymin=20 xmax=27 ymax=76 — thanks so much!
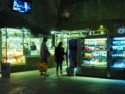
xmin=117 ymin=27 xmax=125 ymax=34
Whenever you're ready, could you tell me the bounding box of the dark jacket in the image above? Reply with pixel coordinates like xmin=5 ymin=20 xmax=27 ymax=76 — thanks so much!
xmin=31 ymin=45 xmax=37 ymax=50
xmin=55 ymin=46 xmax=65 ymax=62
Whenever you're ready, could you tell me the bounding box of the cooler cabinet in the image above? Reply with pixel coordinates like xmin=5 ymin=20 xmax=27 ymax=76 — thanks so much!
xmin=78 ymin=36 xmax=108 ymax=77
xmin=109 ymin=36 xmax=125 ymax=79
xmin=66 ymin=38 xmax=81 ymax=76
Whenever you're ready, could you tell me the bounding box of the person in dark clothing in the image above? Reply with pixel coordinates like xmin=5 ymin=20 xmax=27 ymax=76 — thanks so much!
xmin=55 ymin=42 xmax=65 ymax=75
xmin=31 ymin=41 xmax=37 ymax=50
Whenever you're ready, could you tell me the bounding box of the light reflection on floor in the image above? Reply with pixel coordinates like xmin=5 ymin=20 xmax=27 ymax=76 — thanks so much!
xmin=0 ymin=67 xmax=125 ymax=94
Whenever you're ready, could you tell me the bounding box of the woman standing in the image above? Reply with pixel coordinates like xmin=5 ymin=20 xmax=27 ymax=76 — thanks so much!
xmin=55 ymin=42 xmax=65 ymax=75
xmin=40 ymin=37 xmax=51 ymax=76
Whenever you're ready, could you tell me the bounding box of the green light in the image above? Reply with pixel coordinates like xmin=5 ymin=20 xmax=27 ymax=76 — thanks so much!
xmin=99 ymin=25 xmax=104 ymax=30
xmin=51 ymin=31 xmax=55 ymax=35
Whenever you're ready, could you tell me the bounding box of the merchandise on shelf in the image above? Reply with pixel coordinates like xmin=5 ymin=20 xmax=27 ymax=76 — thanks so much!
xmin=1 ymin=28 xmax=53 ymax=66
xmin=110 ymin=37 xmax=125 ymax=69
xmin=1 ymin=28 xmax=29 ymax=64
xmin=55 ymin=30 xmax=87 ymax=51
xmin=82 ymin=38 xmax=107 ymax=67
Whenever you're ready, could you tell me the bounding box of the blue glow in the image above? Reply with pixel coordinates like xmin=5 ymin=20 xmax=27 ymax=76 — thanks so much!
xmin=13 ymin=0 xmax=31 ymax=13
xmin=117 ymin=27 xmax=125 ymax=34
xmin=112 ymin=41 xmax=125 ymax=45
xmin=112 ymin=62 xmax=125 ymax=68
xmin=113 ymin=37 xmax=125 ymax=40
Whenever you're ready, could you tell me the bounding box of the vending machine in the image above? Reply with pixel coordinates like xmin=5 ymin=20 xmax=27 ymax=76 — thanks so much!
xmin=66 ymin=38 xmax=81 ymax=76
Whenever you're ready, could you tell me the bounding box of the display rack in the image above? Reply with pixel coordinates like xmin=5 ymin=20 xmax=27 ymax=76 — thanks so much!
xmin=76 ymin=35 xmax=109 ymax=77
xmin=109 ymin=36 xmax=125 ymax=69
xmin=55 ymin=32 xmax=62 ymax=47
xmin=81 ymin=38 xmax=107 ymax=68
xmin=23 ymin=30 xmax=31 ymax=56
xmin=30 ymin=38 xmax=42 ymax=55
xmin=55 ymin=30 xmax=88 ymax=50
xmin=1 ymin=28 xmax=25 ymax=65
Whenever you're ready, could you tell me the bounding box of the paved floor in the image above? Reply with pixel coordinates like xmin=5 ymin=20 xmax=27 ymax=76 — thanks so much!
xmin=0 ymin=66 xmax=125 ymax=94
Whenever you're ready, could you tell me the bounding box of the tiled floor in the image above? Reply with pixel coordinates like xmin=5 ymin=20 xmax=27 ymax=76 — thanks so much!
xmin=0 ymin=66 xmax=125 ymax=94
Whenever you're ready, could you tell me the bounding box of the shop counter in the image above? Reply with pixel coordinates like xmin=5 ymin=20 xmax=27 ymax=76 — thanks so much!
xmin=10 ymin=55 xmax=57 ymax=72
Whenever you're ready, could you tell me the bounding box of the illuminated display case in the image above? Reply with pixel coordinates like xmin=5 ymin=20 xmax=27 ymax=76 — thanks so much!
xmin=1 ymin=28 xmax=25 ymax=65
xmin=109 ymin=36 xmax=125 ymax=69
xmin=55 ymin=32 xmax=62 ymax=47
xmin=30 ymin=38 xmax=42 ymax=55
xmin=55 ymin=30 xmax=87 ymax=51
xmin=30 ymin=36 xmax=54 ymax=55
xmin=46 ymin=37 xmax=55 ymax=54
xmin=81 ymin=37 xmax=107 ymax=68
xmin=67 ymin=34 xmax=125 ymax=79
xmin=23 ymin=30 xmax=31 ymax=56
xmin=0 ymin=28 xmax=54 ymax=72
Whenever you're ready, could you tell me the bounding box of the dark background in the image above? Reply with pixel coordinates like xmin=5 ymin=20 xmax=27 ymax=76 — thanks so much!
xmin=0 ymin=0 xmax=125 ymax=35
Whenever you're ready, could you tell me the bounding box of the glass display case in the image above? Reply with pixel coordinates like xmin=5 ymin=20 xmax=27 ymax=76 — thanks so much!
xmin=30 ymin=38 xmax=42 ymax=55
xmin=0 ymin=28 xmax=54 ymax=72
xmin=92 ymin=30 xmax=108 ymax=35
xmin=109 ymin=36 xmax=125 ymax=69
xmin=55 ymin=30 xmax=87 ymax=51
xmin=30 ymin=36 xmax=54 ymax=55
xmin=1 ymin=28 xmax=25 ymax=65
xmin=55 ymin=32 xmax=62 ymax=47
xmin=23 ymin=30 xmax=31 ymax=56
xmin=81 ymin=37 xmax=107 ymax=68
xmin=46 ymin=37 xmax=55 ymax=54
xmin=67 ymin=38 xmax=79 ymax=68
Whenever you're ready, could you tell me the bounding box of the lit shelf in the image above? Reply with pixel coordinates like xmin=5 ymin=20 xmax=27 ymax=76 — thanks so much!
xmin=110 ymin=49 xmax=125 ymax=51
xmin=83 ymin=50 xmax=107 ymax=51
xmin=83 ymin=57 xmax=107 ymax=59
xmin=111 ymin=57 xmax=125 ymax=59
xmin=83 ymin=44 xmax=106 ymax=46
xmin=81 ymin=64 xmax=107 ymax=67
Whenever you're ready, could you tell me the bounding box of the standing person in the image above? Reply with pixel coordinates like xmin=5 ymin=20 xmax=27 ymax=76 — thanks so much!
xmin=55 ymin=42 xmax=65 ymax=75
xmin=39 ymin=37 xmax=51 ymax=76
xmin=31 ymin=41 xmax=37 ymax=50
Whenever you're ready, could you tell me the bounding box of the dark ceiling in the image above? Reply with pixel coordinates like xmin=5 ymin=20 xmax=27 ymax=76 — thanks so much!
xmin=1 ymin=0 xmax=125 ymax=35
xmin=0 ymin=0 xmax=60 ymax=35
